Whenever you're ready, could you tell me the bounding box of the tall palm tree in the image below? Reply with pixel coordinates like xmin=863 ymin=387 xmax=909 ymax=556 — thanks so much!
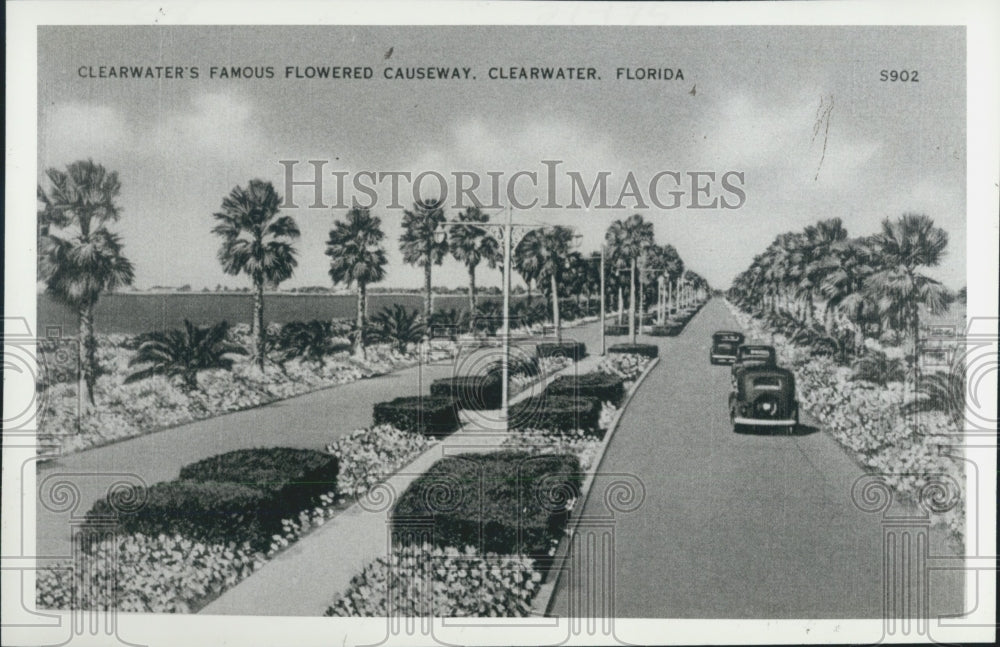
xmin=399 ymin=198 xmax=447 ymax=319
xmin=605 ymin=214 xmax=654 ymax=344
xmin=796 ymin=218 xmax=848 ymax=327
xmin=448 ymin=207 xmax=500 ymax=317
xmin=820 ymin=236 xmax=877 ymax=353
xmin=38 ymin=159 xmax=135 ymax=410
xmin=326 ymin=207 xmax=388 ymax=359
xmin=863 ymin=213 xmax=950 ymax=373
xmin=212 ymin=179 xmax=300 ymax=371
xmin=535 ymin=226 xmax=576 ymax=342
xmin=513 ymin=229 xmax=545 ymax=306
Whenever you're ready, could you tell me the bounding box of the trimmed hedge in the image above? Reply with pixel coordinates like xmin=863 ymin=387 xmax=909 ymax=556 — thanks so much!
xmin=180 ymin=447 xmax=339 ymax=511
xmin=536 ymin=341 xmax=586 ymax=361
xmin=391 ymin=451 xmax=582 ymax=559
xmin=373 ymin=396 xmax=460 ymax=437
xmin=430 ymin=374 xmax=502 ymax=410
xmin=608 ymin=343 xmax=659 ymax=359
xmin=509 ymin=395 xmax=601 ymax=432
xmin=86 ymin=448 xmax=339 ymax=550
xmin=647 ymin=323 xmax=684 ymax=337
xmin=87 ymin=480 xmax=274 ymax=549
xmin=545 ymin=372 xmax=627 ymax=407
xmin=604 ymin=324 xmax=629 ymax=336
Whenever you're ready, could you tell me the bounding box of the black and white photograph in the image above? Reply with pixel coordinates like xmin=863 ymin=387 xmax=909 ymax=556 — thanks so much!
xmin=3 ymin=2 xmax=997 ymax=646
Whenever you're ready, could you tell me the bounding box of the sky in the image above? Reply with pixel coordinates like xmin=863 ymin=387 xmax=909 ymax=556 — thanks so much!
xmin=37 ymin=25 xmax=966 ymax=291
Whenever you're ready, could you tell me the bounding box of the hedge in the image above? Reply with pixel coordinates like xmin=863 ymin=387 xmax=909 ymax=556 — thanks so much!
xmin=373 ymin=396 xmax=460 ymax=437
xmin=180 ymin=447 xmax=339 ymax=513
xmin=509 ymin=395 xmax=601 ymax=432
xmin=604 ymin=324 xmax=629 ymax=336
xmin=536 ymin=341 xmax=586 ymax=361
xmin=86 ymin=447 xmax=340 ymax=550
xmin=647 ymin=323 xmax=684 ymax=337
xmin=391 ymin=451 xmax=582 ymax=559
xmin=608 ymin=343 xmax=659 ymax=358
xmin=86 ymin=480 xmax=276 ymax=549
xmin=545 ymin=372 xmax=627 ymax=407
xmin=430 ymin=374 xmax=502 ymax=410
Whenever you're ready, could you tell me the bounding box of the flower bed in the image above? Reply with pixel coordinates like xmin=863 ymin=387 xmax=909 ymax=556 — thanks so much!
xmin=727 ymin=302 xmax=965 ymax=546
xmin=325 ymin=544 xmax=541 ymax=617
xmin=36 ymin=533 xmax=265 ymax=613
xmin=325 ymin=424 xmax=437 ymax=499
xmin=37 ymin=334 xmax=433 ymax=458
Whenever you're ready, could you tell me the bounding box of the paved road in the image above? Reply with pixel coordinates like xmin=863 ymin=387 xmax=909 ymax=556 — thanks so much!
xmin=550 ymin=298 xmax=963 ymax=619
xmin=36 ymin=319 xmax=605 ymax=559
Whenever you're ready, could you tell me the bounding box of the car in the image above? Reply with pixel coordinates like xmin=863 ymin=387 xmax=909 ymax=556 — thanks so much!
xmin=710 ymin=331 xmax=745 ymax=364
xmin=730 ymin=344 xmax=777 ymax=380
xmin=729 ymin=366 xmax=799 ymax=431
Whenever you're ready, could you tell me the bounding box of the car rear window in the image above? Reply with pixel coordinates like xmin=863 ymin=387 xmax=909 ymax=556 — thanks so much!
xmin=716 ymin=342 xmax=736 ymax=352
xmin=752 ymin=376 xmax=783 ymax=389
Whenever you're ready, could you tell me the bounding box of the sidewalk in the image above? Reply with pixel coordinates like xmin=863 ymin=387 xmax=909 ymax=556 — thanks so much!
xmin=201 ymin=351 xmax=606 ymax=616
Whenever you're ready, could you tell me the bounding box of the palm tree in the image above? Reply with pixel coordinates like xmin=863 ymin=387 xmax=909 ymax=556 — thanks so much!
xmin=38 ymin=160 xmax=136 ymax=410
xmin=448 ymin=207 xmax=500 ymax=317
xmin=125 ymin=320 xmax=247 ymax=390
xmin=863 ymin=213 xmax=950 ymax=374
xmin=535 ymin=226 xmax=576 ymax=342
xmin=605 ymin=214 xmax=654 ymax=344
xmin=513 ymin=229 xmax=545 ymax=306
xmin=399 ymin=198 xmax=448 ymax=320
xmin=796 ymin=218 xmax=849 ymax=327
xmin=212 ymin=179 xmax=300 ymax=371
xmin=326 ymin=207 xmax=388 ymax=359
xmin=820 ymin=236 xmax=877 ymax=354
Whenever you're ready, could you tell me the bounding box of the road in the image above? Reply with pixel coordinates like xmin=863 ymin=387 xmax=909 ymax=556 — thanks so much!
xmin=34 ymin=318 xmax=604 ymax=559
xmin=549 ymin=298 xmax=963 ymax=619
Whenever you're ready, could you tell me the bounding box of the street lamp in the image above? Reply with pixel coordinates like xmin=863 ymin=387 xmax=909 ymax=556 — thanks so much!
xmin=436 ymin=207 xmax=542 ymax=430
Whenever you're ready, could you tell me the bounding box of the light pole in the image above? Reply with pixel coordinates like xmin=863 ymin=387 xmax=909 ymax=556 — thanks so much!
xmin=436 ymin=206 xmax=541 ymax=430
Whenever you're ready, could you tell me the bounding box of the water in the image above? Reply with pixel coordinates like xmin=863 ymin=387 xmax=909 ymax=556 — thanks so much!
xmin=37 ymin=292 xmax=515 ymax=335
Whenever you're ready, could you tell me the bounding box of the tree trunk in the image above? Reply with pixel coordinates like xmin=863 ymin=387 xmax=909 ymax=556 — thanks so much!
xmin=78 ymin=302 xmax=96 ymax=412
xmin=468 ymin=264 xmax=477 ymax=318
xmin=526 ymin=280 xmax=533 ymax=306
xmin=617 ymin=286 xmax=624 ymax=324
xmin=254 ymin=282 xmax=265 ymax=371
xmin=355 ymin=282 xmax=366 ymax=360
xmin=629 ymin=259 xmax=637 ymax=344
xmin=551 ymin=272 xmax=562 ymax=343
xmin=423 ymin=260 xmax=433 ymax=320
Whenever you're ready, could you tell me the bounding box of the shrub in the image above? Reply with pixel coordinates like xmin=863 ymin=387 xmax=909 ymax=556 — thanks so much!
xmin=86 ymin=448 xmax=339 ymax=550
xmin=391 ymin=451 xmax=581 ymax=559
xmin=373 ymin=396 xmax=460 ymax=437
xmin=273 ymin=320 xmax=350 ymax=367
xmin=647 ymin=323 xmax=683 ymax=337
xmin=124 ymin=320 xmax=247 ymax=390
xmin=608 ymin=343 xmax=658 ymax=358
xmin=545 ymin=372 xmax=627 ymax=407
xmin=326 ymin=544 xmax=540 ymax=617
xmin=536 ymin=341 xmax=586 ymax=361
xmin=180 ymin=447 xmax=339 ymax=515
xmin=509 ymin=395 xmax=601 ymax=432
xmin=430 ymin=374 xmax=502 ymax=410
xmin=85 ymin=480 xmax=275 ymax=549
xmin=370 ymin=305 xmax=425 ymax=352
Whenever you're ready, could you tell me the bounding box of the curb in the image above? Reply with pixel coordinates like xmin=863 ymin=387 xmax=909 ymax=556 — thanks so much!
xmin=530 ymin=352 xmax=662 ymax=617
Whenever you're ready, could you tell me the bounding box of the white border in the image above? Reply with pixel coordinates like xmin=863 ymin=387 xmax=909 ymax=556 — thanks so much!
xmin=4 ymin=2 xmax=997 ymax=646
